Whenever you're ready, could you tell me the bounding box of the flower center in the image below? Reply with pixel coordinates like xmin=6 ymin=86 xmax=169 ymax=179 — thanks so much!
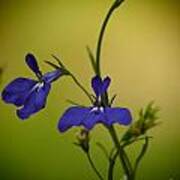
xmin=32 ymin=82 xmax=44 ymax=92
xmin=91 ymin=106 xmax=104 ymax=114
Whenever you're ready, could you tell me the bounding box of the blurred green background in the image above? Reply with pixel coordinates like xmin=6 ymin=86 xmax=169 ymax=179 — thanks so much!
xmin=0 ymin=0 xmax=180 ymax=179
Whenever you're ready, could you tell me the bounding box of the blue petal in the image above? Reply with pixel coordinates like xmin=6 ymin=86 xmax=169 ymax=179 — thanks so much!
xmin=91 ymin=76 xmax=111 ymax=97
xmin=82 ymin=107 xmax=105 ymax=129
xmin=58 ymin=106 xmax=105 ymax=132
xmin=42 ymin=69 xmax=63 ymax=83
xmin=25 ymin=53 xmax=42 ymax=76
xmin=16 ymin=82 xmax=51 ymax=119
xmin=1 ymin=77 xmax=37 ymax=106
xmin=102 ymin=76 xmax=111 ymax=93
xmin=104 ymin=107 xmax=132 ymax=126
xmin=91 ymin=76 xmax=102 ymax=97
xmin=58 ymin=107 xmax=91 ymax=132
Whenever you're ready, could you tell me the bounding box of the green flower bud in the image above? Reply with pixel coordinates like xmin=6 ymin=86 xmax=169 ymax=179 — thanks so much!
xmin=75 ymin=129 xmax=90 ymax=153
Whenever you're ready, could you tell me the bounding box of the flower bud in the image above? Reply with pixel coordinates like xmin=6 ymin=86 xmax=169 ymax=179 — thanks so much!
xmin=122 ymin=102 xmax=160 ymax=142
xmin=75 ymin=129 xmax=90 ymax=153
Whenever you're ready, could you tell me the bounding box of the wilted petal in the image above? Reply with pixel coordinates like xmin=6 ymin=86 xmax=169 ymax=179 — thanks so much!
xmin=1 ymin=77 xmax=37 ymax=106
xmin=25 ymin=53 xmax=42 ymax=76
xmin=104 ymin=107 xmax=132 ymax=126
xmin=58 ymin=107 xmax=91 ymax=132
xmin=16 ymin=82 xmax=51 ymax=119
xmin=42 ymin=69 xmax=63 ymax=83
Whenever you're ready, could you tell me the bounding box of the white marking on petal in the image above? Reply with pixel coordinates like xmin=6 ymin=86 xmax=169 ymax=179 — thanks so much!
xmin=31 ymin=82 xmax=44 ymax=92
xmin=37 ymin=82 xmax=44 ymax=89
xmin=90 ymin=106 xmax=104 ymax=113
xmin=99 ymin=107 xmax=104 ymax=113
xmin=91 ymin=107 xmax=98 ymax=112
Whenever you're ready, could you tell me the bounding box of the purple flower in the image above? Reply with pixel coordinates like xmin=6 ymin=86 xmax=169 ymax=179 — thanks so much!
xmin=58 ymin=76 xmax=132 ymax=132
xmin=1 ymin=53 xmax=63 ymax=119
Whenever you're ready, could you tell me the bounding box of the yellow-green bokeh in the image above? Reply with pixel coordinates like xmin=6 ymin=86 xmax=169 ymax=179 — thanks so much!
xmin=0 ymin=0 xmax=180 ymax=179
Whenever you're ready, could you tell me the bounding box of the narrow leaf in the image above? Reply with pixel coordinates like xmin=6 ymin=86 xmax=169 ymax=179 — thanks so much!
xmin=66 ymin=99 xmax=85 ymax=107
xmin=44 ymin=60 xmax=59 ymax=69
xmin=122 ymin=136 xmax=153 ymax=148
xmin=51 ymin=54 xmax=65 ymax=68
xmin=86 ymin=46 xmax=97 ymax=74
xmin=110 ymin=94 xmax=117 ymax=105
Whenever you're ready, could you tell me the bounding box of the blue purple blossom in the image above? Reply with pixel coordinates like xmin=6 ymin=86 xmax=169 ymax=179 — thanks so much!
xmin=58 ymin=76 xmax=132 ymax=132
xmin=1 ymin=53 xmax=63 ymax=119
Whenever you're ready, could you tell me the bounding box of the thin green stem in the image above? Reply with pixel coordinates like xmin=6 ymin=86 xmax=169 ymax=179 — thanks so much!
xmin=133 ymin=137 xmax=149 ymax=178
xmin=86 ymin=152 xmax=104 ymax=180
xmin=45 ymin=56 xmax=93 ymax=103
xmin=108 ymin=152 xmax=119 ymax=180
xmin=109 ymin=136 xmax=151 ymax=180
xmin=69 ymin=73 xmax=94 ymax=103
xmin=108 ymin=159 xmax=115 ymax=180
xmin=96 ymin=0 xmax=125 ymax=76
xmin=107 ymin=126 xmax=133 ymax=180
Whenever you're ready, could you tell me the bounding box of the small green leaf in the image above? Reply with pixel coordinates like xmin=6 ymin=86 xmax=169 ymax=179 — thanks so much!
xmin=122 ymin=136 xmax=153 ymax=148
xmin=66 ymin=99 xmax=85 ymax=107
xmin=44 ymin=60 xmax=59 ymax=69
xmin=110 ymin=94 xmax=117 ymax=106
xmin=86 ymin=46 xmax=97 ymax=74
xmin=51 ymin=54 xmax=65 ymax=68
xmin=121 ymin=130 xmax=133 ymax=142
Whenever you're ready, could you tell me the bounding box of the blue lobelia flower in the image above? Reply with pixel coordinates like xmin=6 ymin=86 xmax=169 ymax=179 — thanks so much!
xmin=1 ymin=53 xmax=63 ymax=119
xmin=58 ymin=75 xmax=132 ymax=132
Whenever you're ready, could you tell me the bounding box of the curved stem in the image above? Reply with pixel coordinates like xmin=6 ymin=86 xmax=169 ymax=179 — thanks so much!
xmin=69 ymin=73 xmax=94 ymax=103
xmin=133 ymin=137 xmax=149 ymax=179
xmin=46 ymin=55 xmax=94 ymax=103
xmin=107 ymin=126 xmax=134 ymax=180
xmin=86 ymin=152 xmax=104 ymax=180
xmin=96 ymin=0 xmax=125 ymax=76
xmin=109 ymin=136 xmax=151 ymax=180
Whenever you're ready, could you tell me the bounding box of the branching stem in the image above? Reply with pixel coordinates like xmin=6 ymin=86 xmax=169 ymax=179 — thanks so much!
xmin=107 ymin=126 xmax=134 ymax=179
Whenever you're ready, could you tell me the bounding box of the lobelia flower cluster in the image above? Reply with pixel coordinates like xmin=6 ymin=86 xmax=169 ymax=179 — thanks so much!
xmin=1 ymin=0 xmax=160 ymax=180
xmin=1 ymin=54 xmax=132 ymax=129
